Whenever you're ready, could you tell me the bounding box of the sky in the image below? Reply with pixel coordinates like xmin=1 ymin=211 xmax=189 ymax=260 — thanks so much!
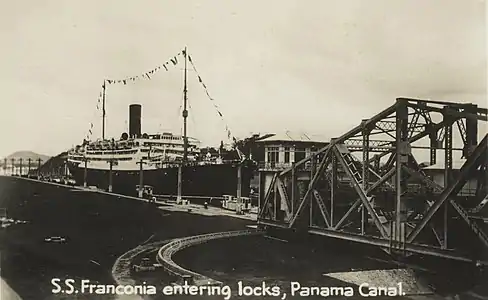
xmin=0 ymin=0 xmax=486 ymax=158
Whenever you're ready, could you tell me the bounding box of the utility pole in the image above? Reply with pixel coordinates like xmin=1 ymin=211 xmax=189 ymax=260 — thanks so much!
xmin=102 ymin=80 xmax=107 ymax=140
xmin=37 ymin=158 xmax=42 ymax=178
xmin=137 ymin=159 xmax=144 ymax=198
xmin=28 ymin=158 xmax=32 ymax=176
xmin=179 ymin=46 xmax=188 ymax=205
xmin=182 ymin=46 xmax=188 ymax=162
xmin=83 ymin=157 xmax=88 ymax=188
xmin=108 ymin=160 xmax=113 ymax=192
xmin=64 ymin=157 xmax=68 ymax=179
xmin=108 ymin=141 xmax=114 ymax=192
xmin=177 ymin=162 xmax=182 ymax=204
xmin=236 ymin=163 xmax=242 ymax=214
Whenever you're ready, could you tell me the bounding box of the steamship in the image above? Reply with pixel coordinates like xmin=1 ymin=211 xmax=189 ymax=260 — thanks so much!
xmin=66 ymin=50 xmax=254 ymax=198
xmin=67 ymin=104 xmax=253 ymax=197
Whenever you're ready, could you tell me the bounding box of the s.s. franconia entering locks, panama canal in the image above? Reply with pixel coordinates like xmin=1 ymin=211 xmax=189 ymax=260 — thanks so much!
xmin=66 ymin=49 xmax=255 ymax=199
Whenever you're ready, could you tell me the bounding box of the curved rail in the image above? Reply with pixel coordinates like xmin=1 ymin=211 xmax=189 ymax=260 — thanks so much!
xmin=157 ymin=229 xmax=263 ymax=285
xmin=112 ymin=240 xmax=172 ymax=286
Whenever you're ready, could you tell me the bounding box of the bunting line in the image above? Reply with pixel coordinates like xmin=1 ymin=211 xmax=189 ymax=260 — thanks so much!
xmin=86 ymin=119 xmax=95 ymax=140
xmin=88 ymin=90 xmax=100 ymax=140
xmin=104 ymin=49 xmax=185 ymax=85
xmin=88 ymin=49 xmax=185 ymax=140
xmin=87 ymin=48 xmax=235 ymax=144
xmin=188 ymin=54 xmax=233 ymax=141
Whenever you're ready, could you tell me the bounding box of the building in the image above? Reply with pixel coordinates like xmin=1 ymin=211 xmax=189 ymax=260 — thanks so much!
xmin=422 ymin=159 xmax=480 ymax=197
xmin=258 ymin=131 xmax=328 ymax=171
xmin=255 ymin=131 xmax=329 ymax=216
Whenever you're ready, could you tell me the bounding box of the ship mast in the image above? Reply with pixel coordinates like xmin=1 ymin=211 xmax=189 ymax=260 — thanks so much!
xmin=102 ymin=79 xmax=107 ymax=140
xmin=182 ymin=46 xmax=188 ymax=163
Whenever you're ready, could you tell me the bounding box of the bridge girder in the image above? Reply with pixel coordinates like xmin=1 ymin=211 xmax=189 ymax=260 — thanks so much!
xmin=258 ymin=98 xmax=488 ymax=265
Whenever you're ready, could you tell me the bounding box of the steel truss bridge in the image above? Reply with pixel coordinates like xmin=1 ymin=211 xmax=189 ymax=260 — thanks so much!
xmin=258 ymin=98 xmax=488 ymax=265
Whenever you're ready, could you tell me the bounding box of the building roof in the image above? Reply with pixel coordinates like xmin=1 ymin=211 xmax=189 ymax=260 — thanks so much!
xmin=423 ymin=159 xmax=467 ymax=170
xmin=257 ymin=131 xmax=329 ymax=144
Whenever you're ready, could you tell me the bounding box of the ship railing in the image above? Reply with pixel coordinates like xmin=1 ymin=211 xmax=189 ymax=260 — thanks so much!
xmin=154 ymin=194 xmax=226 ymax=202
xmin=156 ymin=229 xmax=263 ymax=285
xmin=152 ymin=159 xmax=244 ymax=167
xmin=184 ymin=159 xmax=243 ymax=165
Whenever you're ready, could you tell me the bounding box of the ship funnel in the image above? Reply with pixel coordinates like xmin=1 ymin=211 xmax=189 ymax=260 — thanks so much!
xmin=129 ymin=104 xmax=142 ymax=138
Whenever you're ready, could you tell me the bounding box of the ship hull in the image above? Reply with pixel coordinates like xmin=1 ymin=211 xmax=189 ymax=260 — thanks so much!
xmin=67 ymin=162 xmax=254 ymax=200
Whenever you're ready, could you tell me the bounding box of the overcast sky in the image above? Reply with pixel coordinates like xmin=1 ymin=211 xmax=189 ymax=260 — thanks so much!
xmin=0 ymin=0 xmax=486 ymax=158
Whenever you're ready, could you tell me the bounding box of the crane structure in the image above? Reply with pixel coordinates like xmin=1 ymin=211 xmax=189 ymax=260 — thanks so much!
xmin=258 ymin=98 xmax=488 ymax=265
